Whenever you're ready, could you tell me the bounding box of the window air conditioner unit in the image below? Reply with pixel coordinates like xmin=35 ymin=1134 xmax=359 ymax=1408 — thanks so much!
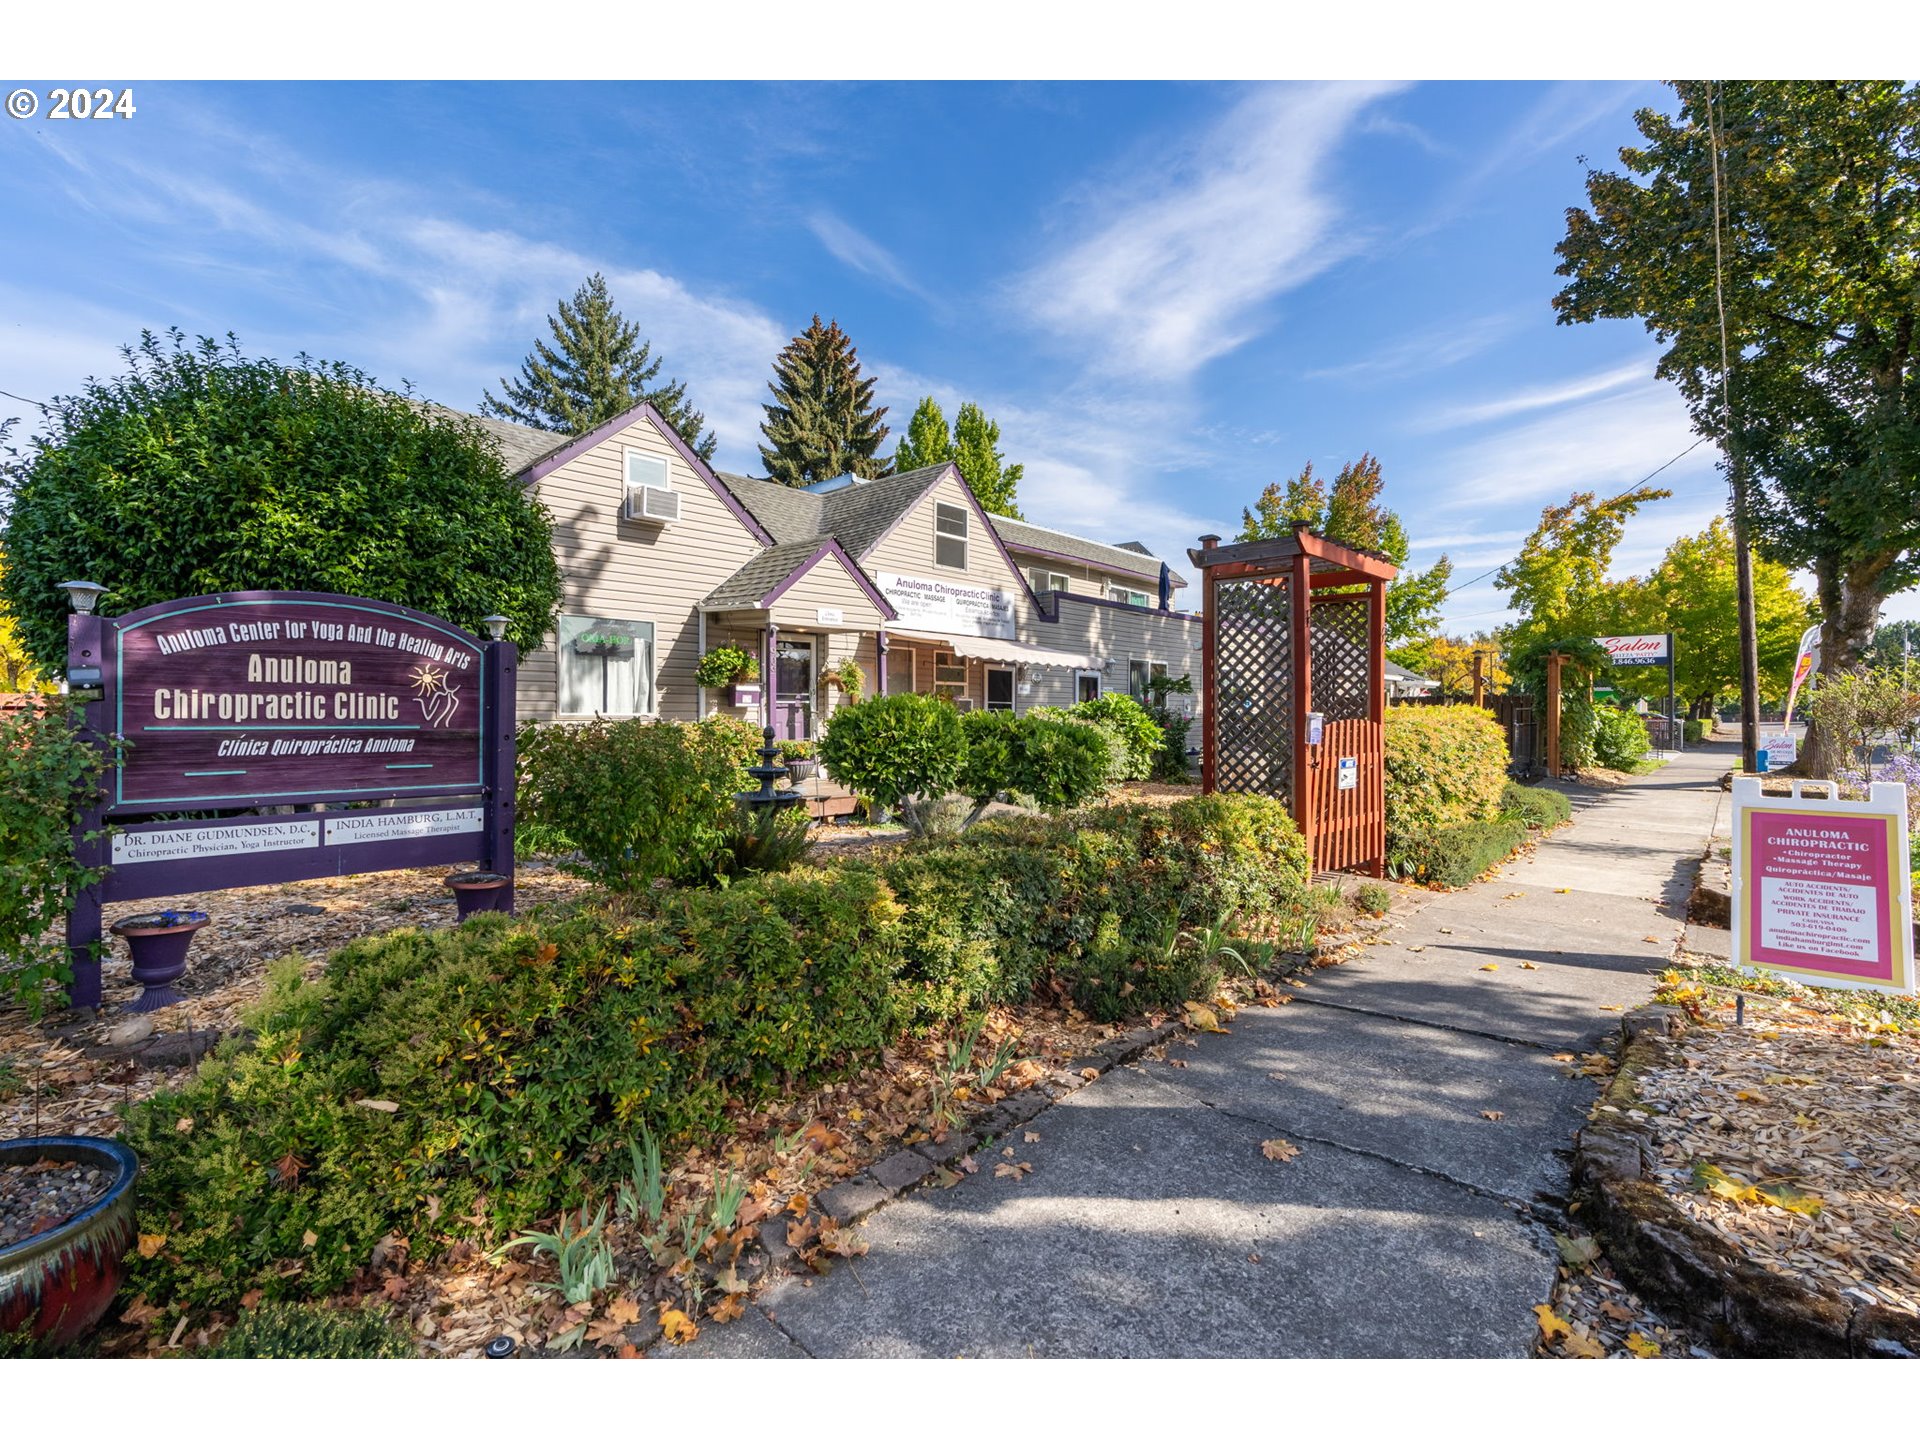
xmin=624 ymin=483 xmax=680 ymax=524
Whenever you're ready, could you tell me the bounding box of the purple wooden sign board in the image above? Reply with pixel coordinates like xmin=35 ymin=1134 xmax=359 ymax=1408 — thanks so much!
xmin=66 ymin=591 xmax=518 ymax=1009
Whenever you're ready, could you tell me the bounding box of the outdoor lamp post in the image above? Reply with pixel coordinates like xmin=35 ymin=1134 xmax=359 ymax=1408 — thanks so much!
xmin=57 ymin=579 xmax=108 ymax=614
xmin=480 ymin=615 xmax=511 ymax=642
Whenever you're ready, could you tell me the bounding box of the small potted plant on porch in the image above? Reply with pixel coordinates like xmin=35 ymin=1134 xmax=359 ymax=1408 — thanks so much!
xmin=697 ymin=645 xmax=762 ymax=707
xmin=779 ymin=739 xmax=819 ymax=781
xmin=108 ymin=908 xmax=210 ymax=1012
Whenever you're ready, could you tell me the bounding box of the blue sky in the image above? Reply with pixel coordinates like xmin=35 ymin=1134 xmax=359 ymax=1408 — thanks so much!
xmin=5 ymin=80 xmax=1905 ymax=631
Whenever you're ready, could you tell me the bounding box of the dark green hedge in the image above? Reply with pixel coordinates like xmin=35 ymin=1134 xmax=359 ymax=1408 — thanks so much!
xmin=1390 ymin=818 xmax=1530 ymax=888
xmin=1501 ymin=781 xmax=1572 ymax=830
xmin=123 ymin=794 xmax=1309 ymax=1311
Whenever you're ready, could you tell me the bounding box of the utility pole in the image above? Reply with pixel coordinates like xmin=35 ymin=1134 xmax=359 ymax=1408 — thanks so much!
xmin=1706 ymin=81 xmax=1763 ymax=774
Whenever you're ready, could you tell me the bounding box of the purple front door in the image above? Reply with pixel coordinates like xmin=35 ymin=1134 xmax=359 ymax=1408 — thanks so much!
xmin=775 ymin=637 xmax=814 ymax=740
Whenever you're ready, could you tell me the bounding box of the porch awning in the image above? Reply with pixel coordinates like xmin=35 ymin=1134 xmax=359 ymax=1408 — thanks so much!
xmin=887 ymin=628 xmax=1094 ymax=670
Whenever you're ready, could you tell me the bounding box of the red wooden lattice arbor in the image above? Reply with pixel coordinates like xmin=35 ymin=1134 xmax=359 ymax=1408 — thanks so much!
xmin=1187 ymin=527 xmax=1399 ymax=876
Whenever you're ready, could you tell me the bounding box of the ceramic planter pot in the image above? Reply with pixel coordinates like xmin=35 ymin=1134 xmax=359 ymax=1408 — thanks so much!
xmin=784 ymin=758 xmax=819 ymax=782
xmin=109 ymin=910 xmax=208 ymax=1013
xmin=445 ymin=870 xmax=513 ymax=920
xmin=0 ymin=1135 xmax=139 ymax=1351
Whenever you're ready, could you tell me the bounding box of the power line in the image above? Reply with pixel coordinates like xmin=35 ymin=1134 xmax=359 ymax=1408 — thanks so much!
xmin=0 ymin=387 xmax=49 ymax=410
xmin=1436 ymin=431 xmax=1715 ymax=603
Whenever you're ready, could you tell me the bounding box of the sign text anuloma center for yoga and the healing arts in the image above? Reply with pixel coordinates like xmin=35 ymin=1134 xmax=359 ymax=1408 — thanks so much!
xmin=65 ymin=590 xmax=517 ymax=1009
xmin=114 ymin=597 xmax=484 ymax=807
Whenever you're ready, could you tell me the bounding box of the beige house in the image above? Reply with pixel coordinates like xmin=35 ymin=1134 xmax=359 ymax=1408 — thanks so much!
xmin=469 ymin=401 xmax=1201 ymax=740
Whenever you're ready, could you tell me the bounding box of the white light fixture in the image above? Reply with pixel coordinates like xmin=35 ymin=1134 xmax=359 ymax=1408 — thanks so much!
xmin=481 ymin=615 xmax=511 ymax=641
xmin=57 ymin=580 xmax=108 ymax=614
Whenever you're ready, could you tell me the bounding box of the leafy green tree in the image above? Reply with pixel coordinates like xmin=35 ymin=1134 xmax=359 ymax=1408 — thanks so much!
xmin=892 ymin=396 xmax=954 ymax=472
xmin=1554 ymin=81 xmax=1920 ymax=692
xmin=1238 ymin=455 xmax=1451 ymax=645
xmin=480 ymin=273 xmax=715 ymax=460
xmin=758 ymin=315 xmax=890 ymax=488
xmin=1494 ymin=485 xmax=1670 ymax=653
xmin=1867 ymin=619 xmax=1920 ymax=671
xmin=1 ymin=331 xmax=564 ymax=670
xmin=950 ymin=402 xmax=1025 ymax=519
xmin=0 ymin=552 xmax=50 ymax=693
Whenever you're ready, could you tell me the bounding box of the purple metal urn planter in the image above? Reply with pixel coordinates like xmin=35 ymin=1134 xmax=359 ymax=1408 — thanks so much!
xmin=445 ymin=871 xmax=512 ymax=920
xmin=0 ymin=1136 xmax=139 ymax=1350
xmin=109 ymin=910 xmax=209 ymax=1013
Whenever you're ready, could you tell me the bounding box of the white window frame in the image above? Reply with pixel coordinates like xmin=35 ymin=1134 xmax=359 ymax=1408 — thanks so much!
xmin=557 ymin=613 xmax=657 ymax=718
xmin=984 ymin=664 xmax=1016 ymax=711
xmin=1030 ymin=567 xmax=1071 ymax=595
xmin=1074 ymin=668 xmax=1103 ymax=704
xmin=1107 ymin=581 xmax=1151 ymax=607
xmin=932 ymin=649 xmax=968 ymax=700
xmin=934 ymin=502 xmax=969 ymax=570
xmin=1128 ymin=658 xmax=1151 ymax=702
xmin=624 ymin=448 xmax=671 ymax=490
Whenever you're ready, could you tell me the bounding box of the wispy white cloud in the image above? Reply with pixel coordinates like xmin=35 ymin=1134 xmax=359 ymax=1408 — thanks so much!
xmin=1012 ymin=82 xmax=1405 ymax=384
xmin=1409 ymin=359 xmax=1650 ymax=432
xmin=1303 ymin=310 xmax=1524 ymax=384
xmin=805 ymin=211 xmax=930 ymax=302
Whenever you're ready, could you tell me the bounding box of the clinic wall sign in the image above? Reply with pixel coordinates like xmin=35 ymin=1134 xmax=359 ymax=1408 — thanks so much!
xmin=1731 ymin=776 xmax=1915 ymax=995
xmin=110 ymin=594 xmax=485 ymax=807
xmin=63 ymin=591 xmax=518 ymax=1009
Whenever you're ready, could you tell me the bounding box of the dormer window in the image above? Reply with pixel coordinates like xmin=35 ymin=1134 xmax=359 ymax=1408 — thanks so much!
xmin=935 ymin=502 xmax=968 ymax=569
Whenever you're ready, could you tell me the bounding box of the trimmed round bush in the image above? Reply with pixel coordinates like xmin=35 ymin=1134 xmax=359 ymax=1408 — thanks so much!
xmin=957 ymin=709 xmax=1109 ymax=820
xmin=1065 ymin=694 xmax=1164 ymax=781
xmin=819 ymin=693 xmax=965 ymax=833
xmin=1593 ymin=707 xmax=1652 ymax=770
xmin=1383 ymin=706 xmax=1509 ymax=852
xmin=1501 ymin=781 xmax=1572 ymax=830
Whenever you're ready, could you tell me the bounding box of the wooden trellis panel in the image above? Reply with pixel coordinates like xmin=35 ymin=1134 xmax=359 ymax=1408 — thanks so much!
xmin=1210 ymin=575 xmax=1294 ymax=803
xmin=1309 ymin=594 xmax=1371 ymax=723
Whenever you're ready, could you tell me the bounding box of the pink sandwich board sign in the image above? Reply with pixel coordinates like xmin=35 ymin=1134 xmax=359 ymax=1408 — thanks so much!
xmin=1731 ymin=776 xmax=1915 ymax=995
xmin=64 ymin=591 xmax=517 ymax=1009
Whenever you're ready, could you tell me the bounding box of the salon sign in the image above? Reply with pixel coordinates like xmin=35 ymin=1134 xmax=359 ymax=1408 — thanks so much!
xmin=1732 ymin=776 xmax=1914 ymax=994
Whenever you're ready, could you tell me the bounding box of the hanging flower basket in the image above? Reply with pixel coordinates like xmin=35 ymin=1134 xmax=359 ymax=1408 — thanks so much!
xmin=108 ymin=910 xmax=209 ymax=1013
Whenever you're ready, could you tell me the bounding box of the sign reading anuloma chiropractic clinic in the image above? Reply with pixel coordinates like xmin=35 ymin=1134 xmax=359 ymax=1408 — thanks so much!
xmin=1732 ymin=776 xmax=1915 ymax=995
xmin=65 ymin=590 xmax=517 ymax=1009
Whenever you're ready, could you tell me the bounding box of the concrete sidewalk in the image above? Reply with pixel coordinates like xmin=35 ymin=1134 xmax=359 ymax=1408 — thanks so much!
xmin=672 ymin=744 xmax=1732 ymax=1359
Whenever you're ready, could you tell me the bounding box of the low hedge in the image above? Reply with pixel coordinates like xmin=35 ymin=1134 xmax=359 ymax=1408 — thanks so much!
xmin=1383 ymin=706 xmax=1509 ymax=851
xmin=1684 ymin=717 xmax=1710 ymax=745
xmin=202 ymin=1302 xmax=413 ymax=1358
xmin=123 ymin=794 xmax=1309 ymax=1311
xmin=1501 ymin=781 xmax=1572 ymax=830
xmin=1391 ymin=818 xmax=1530 ymax=889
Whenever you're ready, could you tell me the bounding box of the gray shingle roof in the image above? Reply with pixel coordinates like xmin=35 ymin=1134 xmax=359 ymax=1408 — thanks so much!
xmin=416 ymin=402 xmax=567 ymax=475
xmin=991 ymin=516 xmax=1188 ymax=589
xmin=817 ymin=464 xmax=951 ymax=557
xmin=701 ymin=541 xmax=835 ymax=611
xmin=712 ymin=473 xmax=826 ymax=544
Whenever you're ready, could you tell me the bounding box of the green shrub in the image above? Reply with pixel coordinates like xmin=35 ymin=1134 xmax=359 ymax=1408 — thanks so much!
xmin=955 ymin=710 xmax=1109 ymax=826
xmin=1390 ymin=818 xmax=1529 ymax=888
xmin=1382 ymin=706 xmax=1509 ymax=853
xmin=1592 ymin=707 xmax=1652 ymax=769
xmin=1353 ymin=881 xmax=1393 ymax=917
xmin=202 ymin=1302 xmax=413 ymax=1358
xmin=0 ymin=331 xmax=562 ymax=672
xmin=517 ymin=716 xmax=759 ymax=887
xmin=0 ymin=697 xmax=116 ymax=1015
xmin=1683 ymin=717 xmax=1710 ymax=745
xmin=1560 ymin=696 xmax=1598 ymax=770
xmin=712 ymin=802 xmax=816 ymax=878
xmin=877 ymin=794 xmax=1311 ymax=1022
xmin=1500 ymin=781 xmax=1572 ymax=830
xmin=818 ymin=693 xmax=965 ymax=836
xmin=1145 ymin=673 xmax=1196 ymax=783
xmin=1065 ymin=694 xmax=1164 ymax=781
xmin=124 ymin=867 xmax=910 ymax=1311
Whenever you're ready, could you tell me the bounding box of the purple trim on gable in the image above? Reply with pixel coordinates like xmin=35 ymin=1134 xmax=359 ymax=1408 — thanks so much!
xmin=757 ymin=539 xmax=899 ymax=621
xmin=516 ymin=402 xmax=773 ymax=546
xmin=858 ymin=464 xmax=1046 ymax=621
xmin=999 ymin=537 xmax=1190 ymax=589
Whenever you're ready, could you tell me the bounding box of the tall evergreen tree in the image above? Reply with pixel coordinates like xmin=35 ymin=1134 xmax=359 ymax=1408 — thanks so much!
xmin=480 ymin=273 xmax=715 ymax=460
xmin=950 ymin=403 xmax=1025 ymax=519
xmin=892 ymin=396 xmax=954 ymax=472
xmin=758 ymin=315 xmax=890 ymax=487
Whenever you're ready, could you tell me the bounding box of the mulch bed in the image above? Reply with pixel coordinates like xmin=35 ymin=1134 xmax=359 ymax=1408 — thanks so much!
xmin=1632 ymin=984 xmax=1920 ymax=1318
